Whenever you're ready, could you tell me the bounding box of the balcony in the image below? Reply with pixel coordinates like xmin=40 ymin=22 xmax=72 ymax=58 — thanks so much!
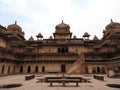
xmin=23 ymin=53 xmax=79 ymax=61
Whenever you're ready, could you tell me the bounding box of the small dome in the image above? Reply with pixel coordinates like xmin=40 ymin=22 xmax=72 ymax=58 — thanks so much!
xmin=36 ymin=33 xmax=43 ymax=38
xmin=83 ymin=32 xmax=90 ymax=37
xmin=93 ymin=35 xmax=99 ymax=40
xmin=0 ymin=25 xmax=6 ymax=30
xmin=49 ymin=36 xmax=53 ymax=39
xmin=56 ymin=23 xmax=69 ymax=28
xmin=105 ymin=19 xmax=120 ymax=30
xmin=7 ymin=21 xmax=22 ymax=32
xmin=73 ymin=35 xmax=77 ymax=39
xmin=28 ymin=36 xmax=34 ymax=41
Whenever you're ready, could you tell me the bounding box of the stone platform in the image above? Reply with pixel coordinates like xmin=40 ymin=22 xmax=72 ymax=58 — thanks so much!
xmin=0 ymin=74 xmax=119 ymax=90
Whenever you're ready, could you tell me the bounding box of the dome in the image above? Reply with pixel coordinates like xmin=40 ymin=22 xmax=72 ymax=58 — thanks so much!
xmin=83 ymin=32 xmax=90 ymax=37
xmin=28 ymin=36 xmax=34 ymax=41
xmin=36 ymin=33 xmax=43 ymax=38
xmin=73 ymin=35 xmax=77 ymax=39
xmin=56 ymin=22 xmax=70 ymax=28
xmin=49 ymin=36 xmax=53 ymax=39
xmin=7 ymin=21 xmax=22 ymax=32
xmin=93 ymin=35 xmax=99 ymax=40
xmin=105 ymin=19 xmax=120 ymax=30
xmin=55 ymin=20 xmax=70 ymax=33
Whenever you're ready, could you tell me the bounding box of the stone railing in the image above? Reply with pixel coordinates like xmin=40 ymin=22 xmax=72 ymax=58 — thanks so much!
xmin=67 ymin=53 xmax=85 ymax=74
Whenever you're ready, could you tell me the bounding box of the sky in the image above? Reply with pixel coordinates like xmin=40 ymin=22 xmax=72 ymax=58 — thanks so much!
xmin=0 ymin=0 xmax=120 ymax=40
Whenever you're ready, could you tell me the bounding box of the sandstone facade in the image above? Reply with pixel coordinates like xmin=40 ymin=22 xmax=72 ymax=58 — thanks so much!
xmin=0 ymin=20 xmax=120 ymax=76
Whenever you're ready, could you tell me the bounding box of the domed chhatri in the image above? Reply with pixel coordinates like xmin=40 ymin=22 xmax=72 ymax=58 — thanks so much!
xmin=54 ymin=20 xmax=72 ymax=39
xmin=105 ymin=19 xmax=120 ymax=30
xmin=83 ymin=32 xmax=90 ymax=40
xmin=103 ymin=19 xmax=120 ymax=38
xmin=36 ymin=33 xmax=43 ymax=39
xmin=55 ymin=20 xmax=70 ymax=33
xmin=56 ymin=20 xmax=70 ymax=28
xmin=7 ymin=21 xmax=22 ymax=32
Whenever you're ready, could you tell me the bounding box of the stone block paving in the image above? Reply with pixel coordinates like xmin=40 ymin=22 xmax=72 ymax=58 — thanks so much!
xmin=0 ymin=74 xmax=120 ymax=90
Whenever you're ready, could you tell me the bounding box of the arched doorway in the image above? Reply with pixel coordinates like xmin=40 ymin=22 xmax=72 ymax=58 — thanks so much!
xmin=35 ymin=66 xmax=38 ymax=73
xmin=61 ymin=48 xmax=65 ymax=53
xmin=42 ymin=66 xmax=45 ymax=73
xmin=13 ymin=66 xmax=15 ymax=73
xmin=1 ymin=66 xmax=4 ymax=74
xmin=58 ymin=48 xmax=60 ymax=53
xmin=97 ymin=67 xmax=100 ymax=73
xmin=92 ymin=67 xmax=96 ymax=74
xmin=20 ymin=66 xmax=23 ymax=73
xmin=61 ymin=64 xmax=66 ymax=73
xmin=85 ymin=67 xmax=88 ymax=74
xmin=27 ymin=66 xmax=31 ymax=73
xmin=8 ymin=66 xmax=10 ymax=74
xmin=65 ymin=47 xmax=68 ymax=52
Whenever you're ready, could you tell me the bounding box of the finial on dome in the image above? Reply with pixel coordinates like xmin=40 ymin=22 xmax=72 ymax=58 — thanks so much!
xmin=111 ymin=19 xmax=113 ymax=23
xmin=15 ymin=21 xmax=17 ymax=25
xmin=62 ymin=20 xmax=64 ymax=23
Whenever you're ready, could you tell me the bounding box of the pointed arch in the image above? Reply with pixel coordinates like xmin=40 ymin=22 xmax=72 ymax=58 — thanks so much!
xmin=42 ymin=66 xmax=45 ymax=72
xmin=61 ymin=48 xmax=65 ymax=53
xmin=92 ymin=67 xmax=96 ymax=74
xmin=1 ymin=66 xmax=4 ymax=74
xmin=97 ymin=67 xmax=100 ymax=73
xmin=20 ymin=66 xmax=23 ymax=73
xmin=58 ymin=48 xmax=61 ymax=53
xmin=27 ymin=66 xmax=31 ymax=73
xmin=66 ymin=47 xmax=68 ymax=52
xmin=61 ymin=64 xmax=66 ymax=73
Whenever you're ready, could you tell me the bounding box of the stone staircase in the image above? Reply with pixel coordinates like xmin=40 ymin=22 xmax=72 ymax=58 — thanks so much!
xmin=67 ymin=53 xmax=85 ymax=74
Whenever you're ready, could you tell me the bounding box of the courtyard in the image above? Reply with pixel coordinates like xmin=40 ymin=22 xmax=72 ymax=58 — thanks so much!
xmin=0 ymin=74 xmax=119 ymax=90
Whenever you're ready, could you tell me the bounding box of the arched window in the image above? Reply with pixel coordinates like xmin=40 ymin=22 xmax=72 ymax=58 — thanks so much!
xmin=58 ymin=47 xmax=69 ymax=53
xmin=20 ymin=66 xmax=23 ymax=73
xmin=66 ymin=47 xmax=68 ymax=52
xmin=61 ymin=48 xmax=65 ymax=53
xmin=61 ymin=64 xmax=66 ymax=73
xmin=58 ymin=48 xmax=61 ymax=53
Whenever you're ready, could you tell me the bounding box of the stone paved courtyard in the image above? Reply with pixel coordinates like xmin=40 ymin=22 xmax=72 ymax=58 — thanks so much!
xmin=0 ymin=74 xmax=120 ymax=90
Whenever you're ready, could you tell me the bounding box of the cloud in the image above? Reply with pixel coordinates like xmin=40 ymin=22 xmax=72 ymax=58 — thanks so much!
xmin=0 ymin=0 xmax=120 ymax=40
